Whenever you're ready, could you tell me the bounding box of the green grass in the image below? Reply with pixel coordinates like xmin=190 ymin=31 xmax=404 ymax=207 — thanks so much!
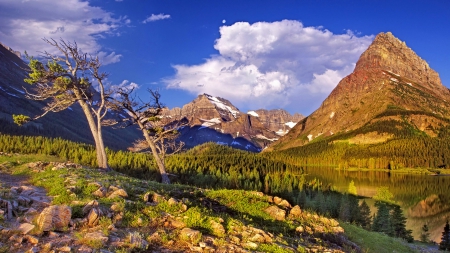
xmin=341 ymin=223 xmax=418 ymax=253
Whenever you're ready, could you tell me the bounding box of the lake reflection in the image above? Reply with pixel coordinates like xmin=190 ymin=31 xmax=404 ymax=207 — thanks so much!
xmin=303 ymin=167 xmax=450 ymax=242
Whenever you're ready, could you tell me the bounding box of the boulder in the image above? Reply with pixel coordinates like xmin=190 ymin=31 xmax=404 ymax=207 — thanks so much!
xmin=264 ymin=205 xmax=286 ymax=221
xmin=288 ymin=205 xmax=302 ymax=219
xmin=18 ymin=223 xmax=35 ymax=234
xmin=84 ymin=231 xmax=108 ymax=244
xmin=37 ymin=205 xmax=71 ymax=232
xmin=108 ymin=189 xmax=128 ymax=199
xmin=92 ymin=187 xmax=107 ymax=198
xmin=82 ymin=200 xmax=99 ymax=215
xmin=210 ymin=220 xmax=225 ymax=237
xmin=180 ymin=228 xmax=202 ymax=243
xmin=87 ymin=207 xmax=103 ymax=227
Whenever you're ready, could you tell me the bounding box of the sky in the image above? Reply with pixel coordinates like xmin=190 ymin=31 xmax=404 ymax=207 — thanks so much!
xmin=0 ymin=0 xmax=449 ymax=116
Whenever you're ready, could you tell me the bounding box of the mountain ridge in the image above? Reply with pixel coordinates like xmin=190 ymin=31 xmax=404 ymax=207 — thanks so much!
xmin=269 ymin=32 xmax=450 ymax=151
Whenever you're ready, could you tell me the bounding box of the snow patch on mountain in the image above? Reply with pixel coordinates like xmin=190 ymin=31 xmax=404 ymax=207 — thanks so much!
xmin=285 ymin=122 xmax=297 ymax=128
xmin=247 ymin=111 xmax=259 ymax=117
xmin=256 ymin=134 xmax=278 ymax=141
xmin=201 ymin=118 xmax=221 ymax=127
xmin=205 ymin=94 xmax=239 ymax=118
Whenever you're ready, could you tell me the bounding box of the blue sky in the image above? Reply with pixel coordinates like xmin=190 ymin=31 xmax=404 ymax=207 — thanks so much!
xmin=0 ymin=0 xmax=449 ymax=115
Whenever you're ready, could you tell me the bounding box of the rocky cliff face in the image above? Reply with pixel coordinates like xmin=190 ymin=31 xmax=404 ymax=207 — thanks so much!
xmin=252 ymin=109 xmax=304 ymax=135
xmin=162 ymin=94 xmax=303 ymax=151
xmin=271 ymin=32 xmax=450 ymax=151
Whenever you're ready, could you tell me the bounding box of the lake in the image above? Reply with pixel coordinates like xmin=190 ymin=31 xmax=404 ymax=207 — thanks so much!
xmin=303 ymin=167 xmax=450 ymax=242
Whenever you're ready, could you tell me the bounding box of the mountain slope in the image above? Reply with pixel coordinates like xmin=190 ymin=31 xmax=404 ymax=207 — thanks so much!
xmin=270 ymin=32 xmax=450 ymax=151
xmin=162 ymin=94 xmax=304 ymax=151
xmin=0 ymin=42 xmax=141 ymax=150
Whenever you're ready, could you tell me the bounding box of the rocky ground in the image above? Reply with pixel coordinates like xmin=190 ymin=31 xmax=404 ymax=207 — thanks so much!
xmin=0 ymin=154 xmax=361 ymax=253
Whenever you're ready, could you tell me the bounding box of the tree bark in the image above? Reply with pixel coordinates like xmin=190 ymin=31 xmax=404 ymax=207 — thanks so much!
xmin=74 ymin=90 xmax=109 ymax=170
xmin=138 ymin=121 xmax=170 ymax=184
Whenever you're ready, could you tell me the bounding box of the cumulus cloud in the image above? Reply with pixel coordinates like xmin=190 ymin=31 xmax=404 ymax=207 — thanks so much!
xmin=164 ymin=20 xmax=373 ymax=114
xmin=142 ymin=14 xmax=171 ymax=23
xmin=0 ymin=0 xmax=125 ymax=63
xmin=98 ymin=51 xmax=122 ymax=65
xmin=110 ymin=80 xmax=140 ymax=98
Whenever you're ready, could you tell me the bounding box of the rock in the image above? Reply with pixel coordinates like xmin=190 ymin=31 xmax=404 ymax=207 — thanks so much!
xmin=295 ymin=226 xmax=304 ymax=233
xmin=84 ymin=231 xmax=108 ymax=244
xmin=249 ymin=234 xmax=265 ymax=243
xmin=37 ymin=205 xmax=71 ymax=232
xmin=57 ymin=246 xmax=72 ymax=252
xmin=108 ymin=189 xmax=128 ymax=199
xmin=288 ymin=205 xmax=302 ymax=219
xmin=110 ymin=202 xmax=122 ymax=212
xmin=17 ymin=223 xmax=35 ymax=234
xmin=24 ymin=235 xmax=39 ymax=244
xmin=264 ymin=205 xmax=286 ymax=221
xmin=210 ymin=220 xmax=225 ymax=237
xmin=82 ymin=200 xmax=99 ymax=215
xmin=9 ymin=234 xmax=22 ymax=243
xmin=129 ymin=232 xmax=148 ymax=250
xmin=168 ymin=197 xmax=179 ymax=205
xmin=92 ymin=187 xmax=107 ymax=198
xmin=273 ymin=196 xmax=291 ymax=208
xmin=152 ymin=193 xmax=165 ymax=203
xmin=169 ymin=219 xmax=186 ymax=229
xmin=87 ymin=207 xmax=103 ymax=227
xmin=180 ymin=228 xmax=202 ymax=243
xmin=242 ymin=242 xmax=258 ymax=250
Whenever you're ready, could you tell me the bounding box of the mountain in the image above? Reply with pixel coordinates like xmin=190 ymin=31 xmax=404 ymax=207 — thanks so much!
xmin=269 ymin=32 xmax=450 ymax=151
xmin=162 ymin=94 xmax=304 ymax=151
xmin=0 ymin=42 xmax=141 ymax=150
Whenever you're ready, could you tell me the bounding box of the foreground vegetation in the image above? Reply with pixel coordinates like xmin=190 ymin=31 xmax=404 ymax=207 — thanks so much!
xmin=0 ymin=153 xmax=432 ymax=252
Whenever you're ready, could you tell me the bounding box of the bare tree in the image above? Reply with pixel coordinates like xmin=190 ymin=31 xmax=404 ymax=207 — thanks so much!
xmin=110 ymin=88 xmax=184 ymax=184
xmin=13 ymin=38 xmax=111 ymax=170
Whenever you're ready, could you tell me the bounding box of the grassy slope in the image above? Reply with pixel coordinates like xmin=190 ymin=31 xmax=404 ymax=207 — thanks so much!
xmin=0 ymin=153 xmax=427 ymax=253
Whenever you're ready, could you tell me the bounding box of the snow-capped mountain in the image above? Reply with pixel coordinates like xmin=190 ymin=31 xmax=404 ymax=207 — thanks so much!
xmin=162 ymin=94 xmax=304 ymax=152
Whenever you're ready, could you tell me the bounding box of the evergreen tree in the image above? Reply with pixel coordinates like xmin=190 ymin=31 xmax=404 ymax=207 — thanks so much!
xmin=356 ymin=200 xmax=372 ymax=230
xmin=440 ymin=220 xmax=450 ymax=251
xmin=390 ymin=204 xmax=413 ymax=242
xmin=339 ymin=194 xmax=351 ymax=222
xmin=372 ymin=202 xmax=393 ymax=236
xmin=420 ymin=223 xmax=430 ymax=243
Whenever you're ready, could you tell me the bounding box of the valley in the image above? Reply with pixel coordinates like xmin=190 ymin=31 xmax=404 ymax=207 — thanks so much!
xmin=1 ymin=29 xmax=450 ymax=252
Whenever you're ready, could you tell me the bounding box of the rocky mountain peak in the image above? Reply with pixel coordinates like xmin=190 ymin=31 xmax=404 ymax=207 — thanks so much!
xmin=269 ymin=32 xmax=450 ymax=151
xmin=354 ymin=32 xmax=444 ymax=94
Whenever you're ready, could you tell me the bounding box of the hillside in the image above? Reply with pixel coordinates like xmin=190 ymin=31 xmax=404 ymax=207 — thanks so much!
xmin=270 ymin=32 xmax=450 ymax=152
xmin=0 ymin=152 xmax=428 ymax=253
xmin=0 ymin=43 xmax=142 ymax=151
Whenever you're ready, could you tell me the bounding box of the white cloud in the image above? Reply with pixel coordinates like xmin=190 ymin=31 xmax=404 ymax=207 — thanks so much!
xmin=98 ymin=51 xmax=122 ymax=65
xmin=164 ymin=20 xmax=373 ymax=114
xmin=0 ymin=0 xmax=125 ymax=62
xmin=110 ymin=80 xmax=140 ymax=97
xmin=142 ymin=13 xmax=171 ymax=23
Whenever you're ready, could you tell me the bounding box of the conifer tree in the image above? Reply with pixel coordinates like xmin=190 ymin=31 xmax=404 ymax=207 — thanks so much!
xmin=372 ymin=202 xmax=393 ymax=236
xmin=420 ymin=223 xmax=430 ymax=243
xmin=390 ymin=204 xmax=413 ymax=242
xmin=339 ymin=194 xmax=351 ymax=222
xmin=357 ymin=200 xmax=372 ymax=230
xmin=440 ymin=220 xmax=450 ymax=251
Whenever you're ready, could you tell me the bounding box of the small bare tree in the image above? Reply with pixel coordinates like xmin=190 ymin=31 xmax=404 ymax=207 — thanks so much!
xmin=110 ymin=88 xmax=184 ymax=184
xmin=13 ymin=39 xmax=111 ymax=170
